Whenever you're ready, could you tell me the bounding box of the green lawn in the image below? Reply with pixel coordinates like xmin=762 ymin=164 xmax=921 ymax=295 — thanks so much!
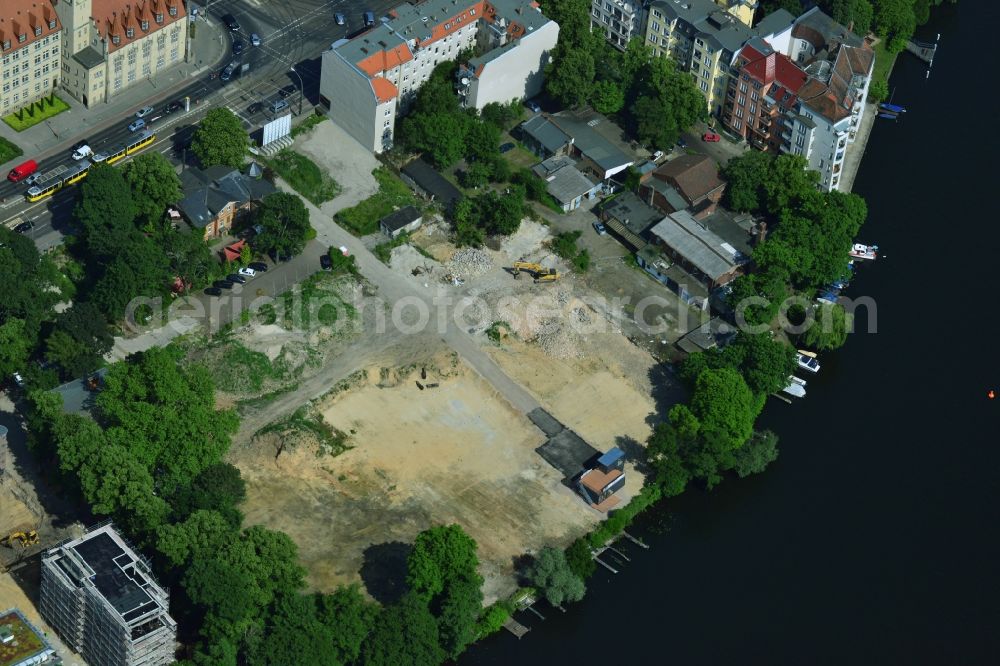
xmin=267 ymin=149 xmax=341 ymax=205
xmin=0 ymin=136 xmax=23 ymax=163
xmin=336 ymin=167 xmax=417 ymax=236
xmin=872 ymin=40 xmax=899 ymax=89
xmin=2 ymin=95 xmax=70 ymax=132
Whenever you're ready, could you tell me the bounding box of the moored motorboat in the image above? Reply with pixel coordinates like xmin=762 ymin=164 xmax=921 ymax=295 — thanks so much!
xmin=796 ymin=351 xmax=820 ymax=373
xmin=782 ymin=375 xmax=807 ymax=398
xmin=849 ymin=243 xmax=878 ymax=260
xmin=879 ymin=102 xmax=906 ymax=113
xmin=878 ymin=112 xmax=899 ymax=120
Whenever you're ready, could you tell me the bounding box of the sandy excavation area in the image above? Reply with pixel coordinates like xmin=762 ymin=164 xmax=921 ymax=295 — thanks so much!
xmin=237 ymin=356 xmax=601 ymax=602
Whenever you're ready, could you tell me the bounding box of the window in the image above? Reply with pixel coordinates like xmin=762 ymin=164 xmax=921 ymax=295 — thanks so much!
xmin=733 ymin=119 xmax=741 ymax=130
xmin=142 ymin=63 xmax=150 ymax=75
xmin=2 ymin=41 xmax=9 ymax=50
xmin=169 ymin=6 xmax=177 ymax=16
xmin=156 ymin=13 xmax=163 ymax=23
xmin=751 ymin=90 xmax=758 ymax=102
xmin=35 ymin=27 xmax=42 ymax=37
xmin=128 ymin=70 xmax=135 ymax=82
xmin=49 ymin=19 xmax=57 ymax=29
xmin=142 ymin=20 xmax=149 ymax=31
xmin=385 ymin=108 xmax=392 ymax=116
xmin=114 ymin=77 xmax=122 ymax=90
xmin=383 ymin=120 xmax=390 ymax=127
xmin=113 ymin=34 xmax=120 ymax=45
xmin=700 ymin=81 xmax=708 ymax=92
xmin=18 ymin=34 xmax=27 ymax=44
xmin=126 ymin=27 xmax=134 ymax=38
xmin=749 ymin=104 xmax=756 ymax=114
xmin=738 ymin=95 xmax=745 ymax=105
xmin=651 ymin=21 xmax=660 ymax=32
xmin=35 ymin=82 xmax=41 ymax=92
xmin=35 ymin=55 xmax=41 ymax=64
xmin=128 ymin=51 xmax=136 ymax=64
xmin=157 ymin=56 xmax=165 ymax=68
xmin=34 ymin=69 xmax=40 ymax=78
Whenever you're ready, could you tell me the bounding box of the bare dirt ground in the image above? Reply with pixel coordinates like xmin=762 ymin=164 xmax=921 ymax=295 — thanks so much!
xmin=233 ymin=352 xmax=601 ymax=603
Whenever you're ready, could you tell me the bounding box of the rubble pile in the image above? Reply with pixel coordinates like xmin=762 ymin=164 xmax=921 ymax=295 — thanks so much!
xmin=533 ymin=317 xmax=582 ymax=359
xmin=446 ymin=248 xmax=493 ymax=278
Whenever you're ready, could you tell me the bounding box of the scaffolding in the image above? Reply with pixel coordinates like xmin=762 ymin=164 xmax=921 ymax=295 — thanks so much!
xmin=39 ymin=522 xmax=176 ymax=666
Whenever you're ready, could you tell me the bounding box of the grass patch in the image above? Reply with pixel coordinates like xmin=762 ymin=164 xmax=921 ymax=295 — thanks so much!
xmin=0 ymin=136 xmax=23 ymax=163
xmin=3 ymin=95 xmax=70 ymax=132
xmin=373 ymin=231 xmax=411 ymax=265
xmin=291 ymin=112 xmax=327 ymax=138
xmin=266 ymin=149 xmax=341 ymax=205
xmin=256 ymin=405 xmax=352 ymax=457
xmin=485 ymin=320 xmax=512 ymax=344
xmin=236 ymin=381 xmax=300 ymax=410
xmin=550 ymin=231 xmax=590 ymax=272
xmin=210 ymin=341 xmax=291 ymax=393
xmin=872 ymin=39 xmax=899 ymax=91
xmin=336 ymin=167 xmax=417 ymax=236
xmin=281 ymin=271 xmax=357 ymax=329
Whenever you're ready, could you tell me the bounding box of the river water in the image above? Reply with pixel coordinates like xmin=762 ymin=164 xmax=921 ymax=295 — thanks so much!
xmin=465 ymin=4 xmax=999 ymax=663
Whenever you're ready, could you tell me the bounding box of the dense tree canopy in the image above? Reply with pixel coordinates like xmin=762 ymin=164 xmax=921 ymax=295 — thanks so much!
xmin=191 ymin=108 xmax=248 ymax=168
xmin=253 ymin=192 xmax=312 ymax=258
xmin=362 ymin=593 xmax=446 ymax=666
xmin=801 ymin=302 xmax=851 ymax=350
xmin=526 ymin=546 xmax=586 ymax=606
xmin=123 ymin=152 xmax=182 ymax=229
xmin=688 ymin=367 xmax=762 ymax=451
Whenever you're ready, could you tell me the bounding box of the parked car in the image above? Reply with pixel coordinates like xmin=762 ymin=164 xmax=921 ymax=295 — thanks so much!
xmin=526 ymin=99 xmax=541 ymax=113
xmin=320 ymin=254 xmax=333 ymax=271
xmin=238 ymin=267 xmax=257 ymax=277
xmin=12 ymin=372 xmax=26 ymax=388
xmin=163 ymin=100 xmax=183 ymax=114
xmin=247 ymin=101 xmax=262 ymax=114
xmin=270 ymin=99 xmax=289 ymax=113
xmin=248 ymin=262 xmax=269 ymax=272
xmin=14 ymin=221 xmax=34 ymax=234
xmin=499 ymin=142 xmax=515 ymax=154
xmin=220 ymin=62 xmax=237 ymax=82
xmin=128 ymin=118 xmax=146 ymax=132
xmin=363 ymin=10 xmax=376 ymax=26
xmin=7 ymin=159 xmax=38 ymax=183
xmin=592 ymin=221 xmax=607 ymax=236
xmin=250 ymin=33 xmax=262 ymax=47
xmin=222 ymin=13 xmax=240 ymax=31
xmin=652 ymin=150 xmax=665 ymax=162
xmin=25 ymin=172 xmax=42 ymax=186
xmin=702 ymin=131 xmax=720 ymax=142
xmin=227 ymin=273 xmax=247 ymax=284
xmin=335 ymin=12 xmax=346 ymax=25
xmin=214 ymin=279 xmax=234 ymax=290
xmin=135 ymin=106 xmax=154 ymax=118
xmin=232 ymin=39 xmax=245 ymax=56
xmin=204 ymin=286 xmax=223 ymax=296
xmin=278 ymin=86 xmax=296 ymax=99
xmin=676 ymin=136 xmax=687 ymax=148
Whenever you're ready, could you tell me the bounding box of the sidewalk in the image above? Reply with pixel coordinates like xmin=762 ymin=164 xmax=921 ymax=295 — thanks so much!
xmin=0 ymin=15 xmax=228 ymax=174
xmin=840 ymin=100 xmax=878 ymax=193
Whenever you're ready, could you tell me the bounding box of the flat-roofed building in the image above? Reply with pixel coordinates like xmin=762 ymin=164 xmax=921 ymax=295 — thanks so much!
xmin=40 ymin=523 xmax=176 ymax=666
xmin=0 ymin=0 xmax=62 ymax=117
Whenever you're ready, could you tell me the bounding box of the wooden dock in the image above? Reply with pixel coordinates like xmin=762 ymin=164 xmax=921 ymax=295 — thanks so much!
xmin=621 ymin=531 xmax=650 ymax=549
xmin=906 ymin=38 xmax=938 ymax=65
xmin=503 ymin=618 xmax=530 ymax=639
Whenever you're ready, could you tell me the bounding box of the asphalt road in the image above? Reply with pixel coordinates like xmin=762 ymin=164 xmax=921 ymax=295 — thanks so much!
xmin=1 ymin=0 xmax=399 ymax=251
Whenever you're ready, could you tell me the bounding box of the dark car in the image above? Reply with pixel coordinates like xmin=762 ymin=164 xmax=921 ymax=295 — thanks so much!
xmin=222 ymin=13 xmax=240 ymax=31
xmin=499 ymin=142 xmax=515 ymax=153
xmin=320 ymin=254 xmax=333 ymax=271
xmin=214 ymin=279 xmax=234 ymax=290
xmin=227 ymin=273 xmax=247 ymax=284
xmin=676 ymin=136 xmax=687 ymax=148
xmin=335 ymin=12 xmax=346 ymax=26
xmin=526 ymin=99 xmax=542 ymax=113
xmin=248 ymin=262 xmax=269 ymax=272
xmin=14 ymin=221 xmax=34 ymax=233
xmin=363 ymin=10 xmax=376 ymax=27
xmin=232 ymin=39 xmax=245 ymax=56
xmin=247 ymin=101 xmax=262 ymax=114
xmin=163 ymin=100 xmax=183 ymax=114
xmin=204 ymin=286 xmax=223 ymax=296
xmin=278 ymin=86 xmax=296 ymax=99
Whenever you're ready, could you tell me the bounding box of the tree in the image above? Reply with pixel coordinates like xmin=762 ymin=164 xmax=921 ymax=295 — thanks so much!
xmin=689 ymin=368 xmax=760 ymax=451
xmin=732 ymin=430 xmax=780 ymax=478
xmin=156 ymin=509 xmax=236 ymax=568
xmin=183 ymin=556 xmax=259 ymax=642
xmin=629 ymin=57 xmax=705 ymax=148
xmin=827 ymin=0 xmax=874 ymax=34
xmin=406 ymin=524 xmax=481 ymax=602
xmin=590 ymin=79 xmax=625 ymax=115
xmin=361 ymin=593 xmax=446 ymax=666
xmin=0 ymin=228 xmax=60 ymax=331
xmin=170 ymin=462 xmax=246 ymax=526
xmin=74 ymin=163 xmax=138 ymax=258
xmin=479 ymin=186 xmax=525 ymax=235
xmin=868 ymin=77 xmax=889 ymax=103
xmin=545 ymin=45 xmax=596 ymax=107
xmin=873 ymin=0 xmax=917 ymax=52
xmin=646 ymin=420 xmax=693 ymax=498
xmin=727 ymin=270 xmax=788 ymax=328
xmin=721 ymin=151 xmax=777 ymax=213
xmin=401 ymin=112 xmax=467 ymax=168
xmin=479 ymin=100 xmax=522 ymax=129
xmin=452 ymin=198 xmax=485 ymax=247
xmin=252 ymin=593 xmax=339 ymax=666
xmin=45 ymin=302 xmax=113 ymax=378
xmin=0 ymin=318 xmax=32 ymax=378
xmin=253 ymin=192 xmax=312 ymax=258
xmin=314 ymin=586 xmax=377 ymax=664
xmin=123 ymin=152 xmax=182 ymax=229
xmin=801 ymin=302 xmax=851 ymax=350
xmin=77 ymin=443 xmax=170 ymax=535
xmin=191 ymin=108 xmax=248 ymax=168
xmin=565 ymin=538 xmax=596 ymax=580
xmin=53 ymin=414 xmax=106 ymax=476
xmin=526 ymin=546 xmax=586 ymax=606
xmin=464 ymin=120 xmax=500 ymax=162
xmin=722 ymin=332 xmax=797 ymax=396
xmin=436 ymin=574 xmax=482 ymax=658
xmin=458 ymin=162 xmax=491 ymax=189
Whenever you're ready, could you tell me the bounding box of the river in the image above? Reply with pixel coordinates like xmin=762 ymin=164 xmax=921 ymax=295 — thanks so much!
xmin=464 ymin=4 xmax=1000 ymax=663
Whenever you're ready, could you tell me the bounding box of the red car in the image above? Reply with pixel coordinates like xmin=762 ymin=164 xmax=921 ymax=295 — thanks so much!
xmin=702 ymin=132 xmax=721 ymax=142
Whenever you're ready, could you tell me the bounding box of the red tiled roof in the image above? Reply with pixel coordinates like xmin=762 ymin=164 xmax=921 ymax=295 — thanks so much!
xmin=739 ymin=43 xmax=807 ymax=94
xmin=357 ymin=42 xmax=413 ymax=77
xmin=420 ymin=1 xmax=486 ymax=47
xmin=371 ymin=77 xmax=398 ymax=104
xmin=92 ymin=0 xmax=186 ymax=54
xmin=0 ymin=0 xmax=61 ymax=55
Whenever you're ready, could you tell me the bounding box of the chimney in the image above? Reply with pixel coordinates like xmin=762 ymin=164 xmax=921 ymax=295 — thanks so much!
xmin=765 ymin=52 xmax=775 ymax=82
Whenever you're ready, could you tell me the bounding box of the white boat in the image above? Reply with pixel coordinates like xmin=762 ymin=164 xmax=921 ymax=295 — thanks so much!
xmin=796 ymin=351 xmax=820 ymax=373
xmin=782 ymin=375 xmax=807 ymax=398
xmin=849 ymin=243 xmax=878 ymax=260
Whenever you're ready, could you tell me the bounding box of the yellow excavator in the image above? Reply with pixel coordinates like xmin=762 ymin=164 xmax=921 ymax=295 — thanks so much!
xmin=511 ymin=261 xmax=560 ymax=283
xmin=1 ymin=528 xmax=39 ymax=549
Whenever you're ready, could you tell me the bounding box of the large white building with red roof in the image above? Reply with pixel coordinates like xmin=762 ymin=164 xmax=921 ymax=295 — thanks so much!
xmin=54 ymin=0 xmax=186 ymax=107
xmin=0 ymin=0 xmax=62 ymax=116
xmin=319 ymin=0 xmax=558 ymax=154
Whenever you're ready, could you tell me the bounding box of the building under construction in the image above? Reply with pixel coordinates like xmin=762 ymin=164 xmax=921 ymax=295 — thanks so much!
xmin=39 ymin=523 xmax=176 ymax=666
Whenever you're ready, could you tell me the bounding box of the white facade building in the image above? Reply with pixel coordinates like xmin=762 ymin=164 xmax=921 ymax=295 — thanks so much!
xmin=590 ymin=0 xmax=645 ymax=50
xmin=320 ymin=0 xmax=557 ymax=154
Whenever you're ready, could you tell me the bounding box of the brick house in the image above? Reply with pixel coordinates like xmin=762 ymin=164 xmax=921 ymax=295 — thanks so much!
xmin=639 ymin=153 xmax=725 ymax=218
xmin=176 ymin=166 xmax=274 ymax=240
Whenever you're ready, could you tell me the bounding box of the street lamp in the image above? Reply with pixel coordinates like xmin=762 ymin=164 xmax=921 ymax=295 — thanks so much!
xmin=289 ymin=66 xmax=304 ymax=116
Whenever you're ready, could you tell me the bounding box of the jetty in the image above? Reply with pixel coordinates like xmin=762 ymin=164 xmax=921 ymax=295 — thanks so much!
xmin=503 ymin=618 xmax=530 ymax=639
xmin=906 ymin=37 xmax=938 ymax=65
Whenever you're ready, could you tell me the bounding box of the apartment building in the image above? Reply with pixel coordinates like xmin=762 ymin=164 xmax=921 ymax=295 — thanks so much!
xmin=55 ymin=0 xmax=187 ymax=107
xmin=0 ymin=0 xmax=62 ymax=117
xmin=589 ymin=0 xmax=645 ymax=50
xmin=40 ymin=523 xmax=177 ymax=666
xmin=722 ymin=37 xmax=807 ymax=151
xmin=714 ymin=0 xmax=757 ymax=27
xmin=319 ymin=0 xmax=557 ymax=154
